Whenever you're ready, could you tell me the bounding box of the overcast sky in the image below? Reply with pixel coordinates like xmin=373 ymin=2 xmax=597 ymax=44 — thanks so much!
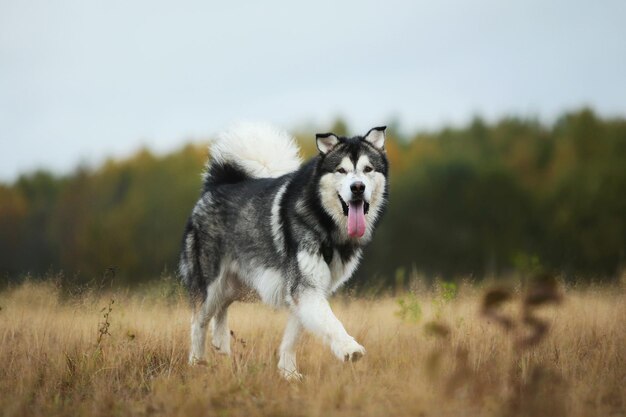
xmin=1 ymin=0 xmax=625 ymax=181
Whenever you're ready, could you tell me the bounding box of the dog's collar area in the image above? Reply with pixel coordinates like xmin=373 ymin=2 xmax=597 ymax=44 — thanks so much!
xmin=337 ymin=194 xmax=370 ymax=216
xmin=320 ymin=243 xmax=333 ymax=265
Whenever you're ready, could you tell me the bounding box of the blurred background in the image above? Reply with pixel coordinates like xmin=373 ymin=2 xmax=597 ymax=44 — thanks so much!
xmin=1 ymin=0 xmax=625 ymax=288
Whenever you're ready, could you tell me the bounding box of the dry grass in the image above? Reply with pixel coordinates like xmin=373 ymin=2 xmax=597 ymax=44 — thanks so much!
xmin=0 ymin=280 xmax=624 ymax=417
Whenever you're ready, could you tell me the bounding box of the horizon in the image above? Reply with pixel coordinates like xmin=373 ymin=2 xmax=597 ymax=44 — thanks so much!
xmin=2 ymin=0 xmax=626 ymax=181
xmin=1 ymin=106 xmax=616 ymax=184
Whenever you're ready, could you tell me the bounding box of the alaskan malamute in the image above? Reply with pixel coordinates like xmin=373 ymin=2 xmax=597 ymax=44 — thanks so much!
xmin=179 ymin=123 xmax=389 ymax=379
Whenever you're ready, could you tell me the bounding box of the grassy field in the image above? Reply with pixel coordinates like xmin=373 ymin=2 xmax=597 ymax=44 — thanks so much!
xmin=0 ymin=279 xmax=624 ymax=417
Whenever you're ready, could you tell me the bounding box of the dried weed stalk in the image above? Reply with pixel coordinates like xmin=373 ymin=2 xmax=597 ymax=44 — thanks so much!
xmin=97 ymin=298 xmax=115 ymax=346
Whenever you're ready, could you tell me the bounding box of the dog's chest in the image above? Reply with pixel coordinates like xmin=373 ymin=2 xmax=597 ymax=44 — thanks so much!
xmin=327 ymin=248 xmax=362 ymax=293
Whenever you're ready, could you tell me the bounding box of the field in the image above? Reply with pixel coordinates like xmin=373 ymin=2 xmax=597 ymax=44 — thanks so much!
xmin=0 ymin=279 xmax=624 ymax=417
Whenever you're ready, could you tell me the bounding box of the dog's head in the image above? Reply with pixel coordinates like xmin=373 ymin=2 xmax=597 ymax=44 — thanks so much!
xmin=316 ymin=127 xmax=389 ymax=241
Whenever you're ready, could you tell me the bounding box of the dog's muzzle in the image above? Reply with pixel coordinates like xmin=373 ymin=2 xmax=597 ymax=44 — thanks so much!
xmin=338 ymin=195 xmax=370 ymax=216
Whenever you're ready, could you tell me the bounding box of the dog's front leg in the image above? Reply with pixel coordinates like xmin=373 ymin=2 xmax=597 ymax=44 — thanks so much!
xmin=293 ymin=289 xmax=365 ymax=362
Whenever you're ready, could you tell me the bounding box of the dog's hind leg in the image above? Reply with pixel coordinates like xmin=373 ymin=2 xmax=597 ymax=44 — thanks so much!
xmin=278 ymin=313 xmax=303 ymax=380
xmin=211 ymin=298 xmax=234 ymax=355
xmin=189 ymin=307 xmax=209 ymax=364
xmin=189 ymin=271 xmax=236 ymax=364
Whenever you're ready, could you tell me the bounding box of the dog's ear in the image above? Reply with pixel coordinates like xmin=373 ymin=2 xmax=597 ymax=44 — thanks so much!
xmin=316 ymin=133 xmax=340 ymax=155
xmin=364 ymin=126 xmax=386 ymax=150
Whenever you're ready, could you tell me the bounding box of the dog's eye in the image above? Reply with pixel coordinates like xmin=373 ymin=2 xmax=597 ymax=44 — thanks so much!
xmin=336 ymin=168 xmax=347 ymax=174
xmin=364 ymin=166 xmax=374 ymax=173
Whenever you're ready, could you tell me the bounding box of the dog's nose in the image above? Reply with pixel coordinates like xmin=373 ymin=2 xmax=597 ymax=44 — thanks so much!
xmin=350 ymin=181 xmax=365 ymax=196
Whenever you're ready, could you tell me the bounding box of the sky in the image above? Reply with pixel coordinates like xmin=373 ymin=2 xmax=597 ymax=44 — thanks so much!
xmin=1 ymin=0 xmax=625 ymax=181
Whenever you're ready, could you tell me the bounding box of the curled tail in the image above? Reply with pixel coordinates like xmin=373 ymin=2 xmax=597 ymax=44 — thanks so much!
xmin=204 ymin=123 xmax=302 ymax=187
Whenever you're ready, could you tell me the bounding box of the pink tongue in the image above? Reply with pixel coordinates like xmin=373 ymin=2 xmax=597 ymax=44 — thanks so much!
xmin=347 ymin=201 xmax=366 ymax=238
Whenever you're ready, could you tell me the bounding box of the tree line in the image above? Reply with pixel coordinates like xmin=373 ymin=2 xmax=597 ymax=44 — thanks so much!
xmin=1 ymin=108 xmax=624 ymax=288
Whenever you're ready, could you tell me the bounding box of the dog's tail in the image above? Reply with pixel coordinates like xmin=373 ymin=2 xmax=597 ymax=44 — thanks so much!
xmin=203 ymin=123 xmax=302 ymax=188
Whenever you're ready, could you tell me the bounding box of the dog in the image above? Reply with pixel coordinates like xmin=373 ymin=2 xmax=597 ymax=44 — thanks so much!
xmin=179 ymin=123 xmax=389 ymax=379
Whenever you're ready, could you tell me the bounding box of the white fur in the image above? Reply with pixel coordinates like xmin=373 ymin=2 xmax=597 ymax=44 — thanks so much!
xmin=278 ymin=314 xmax=303 ymax=380
xmin=329 ymin=248 xmax=362 ymax=292
xmin=292 ymin=288 xmax=365 ymax=362
xmin=338 ymin=156 xmax=374 ymax=204
xmin=243 ymin=266 xmax=285 ymax=307
xmin=189 ymin=269 xmax=238 ymax=363
xmin=189 ymin=311 xmax=208 ymax=364
xmin=364 ymin=128 xmax=386 ymax=149
xmin=297 ymin=251 xmax=331 ymax=290
xmin=316 ymin=134 xmax=339 ymax=154
xmin=290 ymin=251 xmax=366 ymax=364
xmin=209 ymin=122 xmax=302 ymax=179
xmin=211 ymin=310 xmax=231 ymax=354
xmin=271 ymin=183 xmax=289 ymax=255
xmin=319 ymin=155 xmax=386 ymax=242
xmin=365 ymin=170 xmax=386 ymax=227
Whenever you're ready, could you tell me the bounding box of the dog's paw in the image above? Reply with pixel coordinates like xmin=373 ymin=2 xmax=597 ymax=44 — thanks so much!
xmin=279 ymin=368 xmax=304 ymax=382
xmin=188 ymin=355 xmax=209 ymax=366
xmin=211 ymin=342 xmax=231 ymax=356
xmin=332 ymin=338 xmax=366 ymax=363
